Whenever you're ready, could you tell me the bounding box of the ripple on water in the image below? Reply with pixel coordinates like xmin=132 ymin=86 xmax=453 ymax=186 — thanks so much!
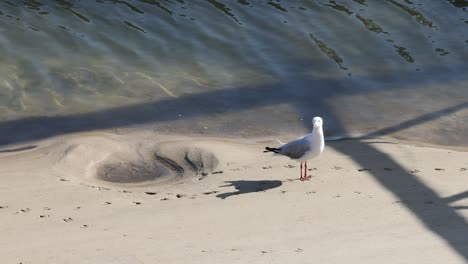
xmin=0 ymin=1 xmax=467 ymax=146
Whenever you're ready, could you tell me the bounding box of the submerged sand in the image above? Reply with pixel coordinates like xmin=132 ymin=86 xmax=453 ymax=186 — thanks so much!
xmin=1 ymin=131 xmax=468 ymax=263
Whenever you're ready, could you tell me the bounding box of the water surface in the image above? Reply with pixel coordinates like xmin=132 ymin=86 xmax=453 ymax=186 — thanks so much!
xmin=0 ymin=0 xmax=467 ymax=146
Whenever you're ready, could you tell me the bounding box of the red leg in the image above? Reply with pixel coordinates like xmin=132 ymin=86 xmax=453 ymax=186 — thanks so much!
xmin=300 ymin=162 xmax=303 ymax=181
xmin=304 ymin=162 xmax=311 ymax=181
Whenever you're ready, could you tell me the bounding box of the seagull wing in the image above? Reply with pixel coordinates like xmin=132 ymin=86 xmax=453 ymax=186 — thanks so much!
xmin=278 ymin=137 xmax=311 ymax=159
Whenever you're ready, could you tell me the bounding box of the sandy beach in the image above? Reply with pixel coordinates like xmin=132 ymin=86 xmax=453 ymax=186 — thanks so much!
xmin=1 ymin=131 xmax=468 ymax=263
xmin=1 ymin=1 xmax=467 ymax=263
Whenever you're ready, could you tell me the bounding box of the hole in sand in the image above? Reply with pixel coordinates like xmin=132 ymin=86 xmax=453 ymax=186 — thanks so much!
xmin=96 ymin=147 xmax=218 ymax=184
xmin=96 ymin=160 xmax=170 ymax=183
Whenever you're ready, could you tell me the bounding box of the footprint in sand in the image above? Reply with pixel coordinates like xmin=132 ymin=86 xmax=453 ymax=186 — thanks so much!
xmin=333 ymin=166 xmax=342 ymax=170
xmin=20 ymin=208 xmax=31 ymax=213
xmin=0 ymin=205 xmax=7 ymax=209
xmin=63 ymin=217 xmax=73 ymax=222
xmin=262 ymin=166 xmax=272 ymax=169
xmin=39 ymin=215 xmax=49 ymax=218
xmin=410 ymin=169 xmax=420 ymax=174
xmin=176 ymin=194 xmax=186 ymax=198
xmin=203 ymin=191 xmax=219 ymax=195
xmin=211 ymin=171 xmax=223 ymax=174
xmin=86 ymin=185 xmax=110 ymax=191
xmin=460 ymin=168 xmax=467 ymax=171
xmin=104 ymin=201 xmax=112 ymax=205
xmin=434 ymin=168 xmax=444 ymax=171
xmin=160 ymin=198 xmax=170 ymax=201
xmin=284 ymin=178 xmax=299 ymax=182
xmin=133 ymin=202 xmax=141 ymax=205
xmin=145 ymin=192 xmax=157 ymax=196
xmin=308 ymin=168 xmax=317 ymax=171
xmin=284 ymin=165 xmax=295 ymax=168
xmin=358 ymin=168 xmax=370 ymax=172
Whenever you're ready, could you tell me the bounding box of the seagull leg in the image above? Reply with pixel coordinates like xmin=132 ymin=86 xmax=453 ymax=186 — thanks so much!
xmin=300 ymin=162 xmax=303 ymax=181
xmin=304 ymin=162 xmax=311 ymax=181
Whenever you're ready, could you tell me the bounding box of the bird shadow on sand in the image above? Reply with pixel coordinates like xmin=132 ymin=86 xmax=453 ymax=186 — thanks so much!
xmin=216 ymin=180 xmax=282 ymax=199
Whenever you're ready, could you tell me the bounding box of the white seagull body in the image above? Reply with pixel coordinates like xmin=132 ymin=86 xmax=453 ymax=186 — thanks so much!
xmin=264 ymin=117 xmax=325 ymax=181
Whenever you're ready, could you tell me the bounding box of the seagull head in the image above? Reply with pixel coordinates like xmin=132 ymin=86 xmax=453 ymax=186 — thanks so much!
xmin=312 ymin=117 xmax=323 ymax=128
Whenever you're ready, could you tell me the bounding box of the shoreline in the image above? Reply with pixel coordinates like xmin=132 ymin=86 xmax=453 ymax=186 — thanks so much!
xmin=1 ymin=129 xmax=467 ymax=156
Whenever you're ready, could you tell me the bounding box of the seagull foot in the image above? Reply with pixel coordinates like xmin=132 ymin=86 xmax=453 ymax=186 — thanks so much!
xmin=300 ymin=175 xmax=312 ymax=181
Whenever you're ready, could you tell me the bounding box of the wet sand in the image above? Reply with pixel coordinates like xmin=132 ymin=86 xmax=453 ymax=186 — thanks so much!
xmin=1 ymin=131 xmax=468 ymax=263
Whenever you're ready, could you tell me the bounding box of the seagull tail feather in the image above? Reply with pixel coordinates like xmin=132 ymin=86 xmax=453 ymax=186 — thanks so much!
xmin=264 ymin=147 xmax=280 ymax=154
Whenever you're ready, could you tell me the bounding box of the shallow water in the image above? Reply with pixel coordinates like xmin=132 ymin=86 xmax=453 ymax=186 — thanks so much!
xmin=0 ymin=1 xmax=467 ymax=146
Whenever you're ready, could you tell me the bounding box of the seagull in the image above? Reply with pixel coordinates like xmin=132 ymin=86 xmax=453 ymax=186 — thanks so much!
xmin=264 ymin=117 xmax=325 ymax=181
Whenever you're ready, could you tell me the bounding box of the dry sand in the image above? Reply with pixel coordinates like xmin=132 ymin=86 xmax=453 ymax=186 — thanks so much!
xmin=1 ymin=131 xmax=468 ymax=263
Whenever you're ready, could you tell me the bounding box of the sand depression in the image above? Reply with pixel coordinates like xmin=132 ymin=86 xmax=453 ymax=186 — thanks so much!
xmin=45 ymin=133 xmax=219 ymax=188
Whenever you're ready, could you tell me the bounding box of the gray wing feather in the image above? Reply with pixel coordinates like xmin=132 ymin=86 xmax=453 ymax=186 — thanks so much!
xmin=279 ymin=138 xmax=310 ymax=159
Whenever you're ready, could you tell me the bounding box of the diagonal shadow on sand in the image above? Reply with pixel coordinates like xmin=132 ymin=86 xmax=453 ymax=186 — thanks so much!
xmin=444 ymin=191 xmax=468 ymax=204
xmin=216 ymin=180 xmax=283 ymax=199
xmin=320 ymin=102 xmax=468 ymax=260
xmin=331 ymin=140 xmax=468 ymax=259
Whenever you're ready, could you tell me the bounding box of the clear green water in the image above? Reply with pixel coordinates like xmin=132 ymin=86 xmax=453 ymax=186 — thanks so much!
xmin=0 ymin=0 xmax=467 ymax=146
